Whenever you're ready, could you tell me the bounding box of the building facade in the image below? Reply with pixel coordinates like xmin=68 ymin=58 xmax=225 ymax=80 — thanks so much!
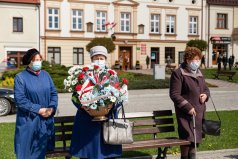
xmin=40 ymin=0 xmax=203 ymax=69
xmin=0 ymin=0 xmax=40 ymax=69
xmin=206 ymin=0 xmax=238 ymax=67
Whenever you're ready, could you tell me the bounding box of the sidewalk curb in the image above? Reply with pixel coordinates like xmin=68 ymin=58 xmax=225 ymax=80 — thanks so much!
xmin=119 ymin=148 xmax=238 ymax=159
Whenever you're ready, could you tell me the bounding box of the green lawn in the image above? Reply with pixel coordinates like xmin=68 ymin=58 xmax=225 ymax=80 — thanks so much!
xmin=1 ymin=110 xmax=237 ymax=159
xmin=201 ymin=68 xmax=238 ymax=83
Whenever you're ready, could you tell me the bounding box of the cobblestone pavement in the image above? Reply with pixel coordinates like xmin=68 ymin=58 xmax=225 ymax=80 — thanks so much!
xmin=120 ymin=149 xmax=238 ymax=159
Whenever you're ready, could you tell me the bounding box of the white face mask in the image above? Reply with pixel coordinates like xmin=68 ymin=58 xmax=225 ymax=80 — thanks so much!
xmin=93 ymin=60 xmax=106 ymax=68
xmin=189 ymin=60 xmax=201 ymax=71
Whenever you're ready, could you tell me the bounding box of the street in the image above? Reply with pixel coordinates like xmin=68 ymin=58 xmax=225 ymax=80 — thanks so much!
xmin=1 ymin=87 xmax=238 ymax=123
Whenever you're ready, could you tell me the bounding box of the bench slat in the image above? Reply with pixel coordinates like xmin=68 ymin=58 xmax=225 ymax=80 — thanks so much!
xmin=54 ymin=116 xmax=75 ymax=123
xmin=55 ymin=134 xmax=72 ymax=141
xmin=46 ymin=149 xmax=70 ymax=158
xmin=133 ymin=118 xmax=174 ymax=126
xmin=133 ymin=126 xmax=175 ymax=135
xmin=123 ymin=138 xmax=190 ymax=151
xmin=55 ymin=125 xmax=73 ymax=132
xmin=153 ymin=110 xmax=172 ymax=117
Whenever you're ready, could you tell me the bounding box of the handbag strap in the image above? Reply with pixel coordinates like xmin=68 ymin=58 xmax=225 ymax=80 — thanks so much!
xmin=111 ymin=102 xmax=126 ymax=123
xmin=209 ymin=95 xmax=221 ymax=121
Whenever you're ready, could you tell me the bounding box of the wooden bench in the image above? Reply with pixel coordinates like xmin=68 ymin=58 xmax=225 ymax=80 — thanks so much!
xmin=166 ymin=65 xmax=176 ymax=73
xmin=213 ymin=71 xmax=236 ymax=80
xmin=46 ymin=110 xmax=190 ymax=159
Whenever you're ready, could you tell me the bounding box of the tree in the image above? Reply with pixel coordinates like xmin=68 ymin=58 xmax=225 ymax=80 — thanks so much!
xmin=186 ymin=39 xmax=208 ymax=52
xmin=86 ymin=37 xmax=115 ymax=53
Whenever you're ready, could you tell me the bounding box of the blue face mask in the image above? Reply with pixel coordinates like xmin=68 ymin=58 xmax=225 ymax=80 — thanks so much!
xmin=189 ymin=60 xmax=201 ymax=71
xmin=93 ymin=60 xmax=106 ymax=69
xmin=32 ymin=61 xmax=42 ymax=71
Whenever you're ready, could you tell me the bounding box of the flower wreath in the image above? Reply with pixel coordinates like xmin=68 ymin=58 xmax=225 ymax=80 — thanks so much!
xmin=64 ymin=64 xmax=128 ymax=110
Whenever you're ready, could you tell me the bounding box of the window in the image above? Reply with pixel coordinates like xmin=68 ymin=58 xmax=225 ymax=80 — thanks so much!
xmin=217 ymin=13 xmax=227 ymax=29
xmin=72 ymin=10 xmax=83 ymax=30
xmin=48 ymin=47 xmax=61 ymax=64
xmin=165 ymin=47 xmax=175 ymax=63
xmin=13 ymin=17 xmax=23 ymax=32
xmin=138 ymin=24 xmax=144 ymax=34
xmin=87 ymin=22 xmax=93 ymax=32
xmin=150 ymin=14 xmax=160 ymax=33
xmin=189 ymin=16 xmax=198 ymax=34
xmin=120 ymin=13 xmax=130 ymax=32
xmin=166 ymin=15 xmax=175 ymax=34
xmin=48 ymin=8 xmax=59 ymax=29
xmin=96 ymin=11 xmax=107 ymax=32
xmin=73 ymin=48 xmax=84 ymax=65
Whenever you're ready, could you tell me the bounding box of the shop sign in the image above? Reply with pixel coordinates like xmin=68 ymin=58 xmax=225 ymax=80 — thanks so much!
xmin=212 ymin=40 xmax=231 ymax=44
xmin=220 ymin=37 xmax=231 ymax=41
xmin=141 ymin=44 xmax=146 ymax=55
xmin=211 ymin=36 xmax=231 ymax=44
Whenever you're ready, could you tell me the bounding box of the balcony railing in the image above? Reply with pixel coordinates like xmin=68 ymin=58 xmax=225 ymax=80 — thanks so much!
xmin=207 ymin=0 xmax=238 ymax=5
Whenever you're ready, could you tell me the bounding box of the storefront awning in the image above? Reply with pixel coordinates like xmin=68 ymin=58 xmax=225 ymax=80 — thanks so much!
xmin=210 ymin=36 xmax=231 ymax=44
xmin=210 ymin=36 xmax=221 ymax=41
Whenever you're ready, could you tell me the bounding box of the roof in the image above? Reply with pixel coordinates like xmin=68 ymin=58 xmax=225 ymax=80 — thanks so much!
xmin=0 ymin=0 xmax=40 ymax=5
xmin=207 ymin=0 xmax=238 ymax=6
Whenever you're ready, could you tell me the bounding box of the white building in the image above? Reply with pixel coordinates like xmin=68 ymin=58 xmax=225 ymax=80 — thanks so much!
xmin=40 ymin=0 xmax=203 ymax=69
xmin=0 ymin=0 xmax=40 ymax=69
xmin=205 ymin=0 xmax=238 ymax=67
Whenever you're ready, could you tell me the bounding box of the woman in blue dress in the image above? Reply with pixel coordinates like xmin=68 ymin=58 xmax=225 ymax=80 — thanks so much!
xmin=14 ymin=48 xmax=58 ymax=159
xmin=70 ymin=46 xmax=122 ymax=159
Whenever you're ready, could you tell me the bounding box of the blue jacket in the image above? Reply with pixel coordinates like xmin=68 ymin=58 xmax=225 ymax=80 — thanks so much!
xmin=70 ymin=101 xmax=122 ymax=159
xmin=14 ymin=69 xmax=58 ymax=159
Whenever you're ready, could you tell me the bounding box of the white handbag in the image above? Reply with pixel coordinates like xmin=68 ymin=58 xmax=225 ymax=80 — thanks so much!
xmin=103 ymin=104 xmax=134 ymax=145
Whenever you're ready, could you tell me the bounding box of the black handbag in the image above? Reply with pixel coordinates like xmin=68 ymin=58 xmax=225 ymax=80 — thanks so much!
xmin=202 ymin=96 xmax=221 ymax=136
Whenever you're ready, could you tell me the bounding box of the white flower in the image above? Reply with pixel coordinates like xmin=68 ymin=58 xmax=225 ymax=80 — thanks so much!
xmin=63 ymin=79 xmax=68 ymax=86
xmin=66 ymin=81 xmax=71 ymax=87
xmin=68 ymin=88 xmax=72 ymax=92
xmin=74 ymin=70 xmax=80 ymax=76
xmin=71 ymin=79 xmax=78 ymax=85
xmin=109 ymin=96 xmax=116 ymax=102
xmin=68 ymin=66 xmax=76 ymax=75
xmin=68 ymin=75 xmax=74 ymax=80
xmin=90 ymin=103 xmax=98 ymax=110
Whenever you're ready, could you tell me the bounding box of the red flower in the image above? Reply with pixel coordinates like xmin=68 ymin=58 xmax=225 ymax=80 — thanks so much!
xmin=75 ymin=84 xmax=82 ymax=91
xmin=122 ymin=78 xmax=128 ymax=85
xmin=108 ymin=69 xmax=115 ymax=75
xmin=94 ymin=65 xmax=99 ymax=69
xmin=83 ymin=66 xmax=89 ymax=72
xmin=113 ymin=82 xmax=120 ymax=89
xmin=78 ymin=73 xmax=84 ymax=80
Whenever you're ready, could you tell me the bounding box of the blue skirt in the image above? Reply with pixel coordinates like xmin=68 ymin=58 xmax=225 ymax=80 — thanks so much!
xmin=70 ymin=109 xmax=122 ymax=159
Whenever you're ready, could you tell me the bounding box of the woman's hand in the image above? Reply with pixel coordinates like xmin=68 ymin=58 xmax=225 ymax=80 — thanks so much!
xmin=188 ymin=108 xmax=196 ymax=116
xmin=200 ymin=94 xmax=207 ymax=104
xmin=38 ymin=108 xmax=54 ymax=117
xmin=38 ymin=108 xmax=48 ymax=117
xmin=81 ymin=106 xmax=89 ymax=112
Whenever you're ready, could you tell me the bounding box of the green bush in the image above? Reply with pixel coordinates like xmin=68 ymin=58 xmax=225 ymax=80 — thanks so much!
xmin=118 ymin=72 xmax=169 ymax=90
xmin=1 ymin=61 xmax=69 ymax=91
xmin=187 ymin=39 xmax=208 ymax=51
xmin=86 ymin=37 xmax=115 ymax=53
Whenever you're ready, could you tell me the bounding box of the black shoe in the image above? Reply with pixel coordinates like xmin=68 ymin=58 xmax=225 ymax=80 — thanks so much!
xmin=181 ymin=157 xmax=188 ymax=159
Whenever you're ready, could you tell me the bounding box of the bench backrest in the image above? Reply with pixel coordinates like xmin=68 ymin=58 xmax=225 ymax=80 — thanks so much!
xmin=54 ymin=116 xmax=74 ymax=150
xmin=53 ymin=110 xmax=176 ymax=150
xmin=130 ymin=110 xmax=176 ymax=140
